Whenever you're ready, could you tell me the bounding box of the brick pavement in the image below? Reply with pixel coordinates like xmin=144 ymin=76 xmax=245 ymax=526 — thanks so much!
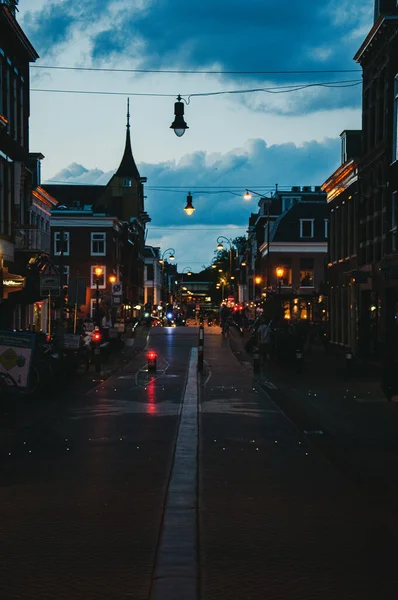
xmin=199 ymin=328 xmax=398 ymax=599
xmin=228 ymin=327 xmax=398 ymax=500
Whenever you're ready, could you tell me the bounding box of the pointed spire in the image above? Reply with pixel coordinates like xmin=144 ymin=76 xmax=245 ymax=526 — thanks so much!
xmin=116 ymin=98 xmax=140 ymax=179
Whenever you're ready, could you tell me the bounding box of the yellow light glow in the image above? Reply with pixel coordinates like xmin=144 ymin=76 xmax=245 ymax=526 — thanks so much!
xmin=244 ymin=190 xmax=252 ymax=200
xmin=254 ymin=276 xmax=262 ymax=285
xmin=109 ymin=275 xmax=117 ymax=283
xmin=95 ymin=267 xmax=103 ymax=277
xmin=276 ymin=267 xmax=284 ymax=279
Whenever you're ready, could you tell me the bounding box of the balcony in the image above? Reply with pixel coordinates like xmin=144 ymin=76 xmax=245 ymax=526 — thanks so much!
xmin=15 ymin=227 xmax=50 ymax=253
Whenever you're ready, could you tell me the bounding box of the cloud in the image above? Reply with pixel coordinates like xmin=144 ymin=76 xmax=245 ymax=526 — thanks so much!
xmin=46 ymin=136 xmax=340 ymax=227
xmin=21 ymin=1 xmax=371 ymax=83
xmin=45 ymin=136 xmax=340 ymax=269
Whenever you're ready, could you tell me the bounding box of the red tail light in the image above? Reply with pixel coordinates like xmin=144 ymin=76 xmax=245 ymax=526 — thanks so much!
xmin=147 ymin=351 xmax=157 ymax=360
xmin=93 ymin=332 xmax=101 ymax=341
xmin=46 ymin=334 xmax=51 ymax=342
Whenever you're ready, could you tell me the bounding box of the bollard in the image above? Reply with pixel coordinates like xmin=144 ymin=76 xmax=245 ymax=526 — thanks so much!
xmin=253 ymin=346 xmax=260 ymax=373
xmin=198 ymin=325 xmax=204 ymax=371
xmin=147 ymin=351 xmax=157 ymax=372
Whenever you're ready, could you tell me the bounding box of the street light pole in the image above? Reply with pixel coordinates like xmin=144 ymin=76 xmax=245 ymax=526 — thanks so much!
xmin=159 ymin=248 xmax=176 ymax=304
xmin=94 ymin=266 xmax=103 ymax=326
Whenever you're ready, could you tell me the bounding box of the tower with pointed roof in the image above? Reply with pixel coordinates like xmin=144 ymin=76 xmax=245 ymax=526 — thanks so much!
xmin=101 ymin=99 xmax=147 ymax=222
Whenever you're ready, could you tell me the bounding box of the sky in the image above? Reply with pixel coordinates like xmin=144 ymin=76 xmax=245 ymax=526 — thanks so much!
xmin=17 ymin=0 xmax=374 ymax=271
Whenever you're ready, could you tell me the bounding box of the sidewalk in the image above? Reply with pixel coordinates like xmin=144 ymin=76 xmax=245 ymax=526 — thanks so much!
xmin=228 ymin=327 xmax=398 ymax=500
xmin=199 ymin=328 xmax=398 ymax=599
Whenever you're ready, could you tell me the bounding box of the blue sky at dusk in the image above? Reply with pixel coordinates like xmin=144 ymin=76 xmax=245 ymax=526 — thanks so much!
xmin=18 ymin=0 xmax=373 ymax=269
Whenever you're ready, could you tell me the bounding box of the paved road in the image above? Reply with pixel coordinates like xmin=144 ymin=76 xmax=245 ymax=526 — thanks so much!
xmin=1 ymin=325 xmax=398 ymax=599
xmin=0 ymin=327 xmax=198 ymax=600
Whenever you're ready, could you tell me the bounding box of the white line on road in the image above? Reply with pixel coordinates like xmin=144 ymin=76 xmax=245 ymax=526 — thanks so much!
xmin=150 ymin=347 xmax=198 ymax=600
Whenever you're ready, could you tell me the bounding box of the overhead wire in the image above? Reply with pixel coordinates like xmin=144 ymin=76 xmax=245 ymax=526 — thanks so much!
xmin=31 ymin=78 xmax=362 ymax=99
xmin=30 ymin=64 xmax=361 ymax=75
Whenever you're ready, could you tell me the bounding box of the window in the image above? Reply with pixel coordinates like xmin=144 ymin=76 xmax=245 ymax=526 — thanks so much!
xmin=324 ymin=219 xmax=329 ymax=239
xmin=282 ymin=196 xmax=300 ymax=212
xmin=278 ymin=260 xmax=292 ymax=286
xmin=90 ymin=298 xmax=102 ymax=318
xmin=394 ymin=75 xmax=398 ymax=162
xmin=90 ymin=265 xmax=106 ymax=289
xmin=62 ymin=265 xmax=70 ymax=285
xmin=300 ymin=258 xmax=314 ymax=287
xmin=54 ymin=231 xmax=70 ymax=255
xmin=146 ymin=264 xmax=154 ymax=281
xmin=123 ymin=178 xmax=132 ymax=187
xmin=300 ymin=219 xmax=314 ymax=238
xmin=91 ymin=232 xmax=106 ymax=255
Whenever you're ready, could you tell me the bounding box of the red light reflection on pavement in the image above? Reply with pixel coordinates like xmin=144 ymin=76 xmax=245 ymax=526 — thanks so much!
xmin=147 ymin=376 xmax=157 ymax=415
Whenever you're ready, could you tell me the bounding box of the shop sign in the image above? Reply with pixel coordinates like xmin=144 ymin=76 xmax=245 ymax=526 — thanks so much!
xmin=0 ymin=331 xmax=35 ymax=389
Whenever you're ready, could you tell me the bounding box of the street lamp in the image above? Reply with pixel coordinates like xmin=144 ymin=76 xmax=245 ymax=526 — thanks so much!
xmin=94 ymin=266 xmax=103 ymax=326
xmin=254 ymin=275 xmax=262 ymax=302
xmin=109 ymin=274 xmax=117 ymax=284
xmin=170 ymin=95 xmax=189 ymax=137
xmin=159 ymin=248 xmax=176 ymax=302
xmin=276 ymin=266 xmax=284 ymax=296
xmin=242 ymin=190 xmax=273 ymax=291
xmin=216 ymin=236 xmax=234 ymax=274
xmin=184 ymin=192 xmax=195 ymax=216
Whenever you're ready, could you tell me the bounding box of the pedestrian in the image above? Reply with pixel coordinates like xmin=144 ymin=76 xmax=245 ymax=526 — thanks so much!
xmin=258 ymin=317 xmax=273 ymax=367
xmin=220 ymin=304 xmax=230 ymax=334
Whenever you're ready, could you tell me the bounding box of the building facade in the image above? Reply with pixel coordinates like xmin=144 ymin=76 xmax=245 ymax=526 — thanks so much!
xmin=322 ymin=131 xmax=361 ymax=352
xmin=248 ymin=186 xmax=328 ymax=321
xmin=144 ymin=245 xmax=162 ymax=308
xmin=45 ymin=103 xmax=150 ymax=324
xmin=0 ymin=0 xmax=41 ymax=328
xmin=353 ymin=0 xmax=398 ymax=358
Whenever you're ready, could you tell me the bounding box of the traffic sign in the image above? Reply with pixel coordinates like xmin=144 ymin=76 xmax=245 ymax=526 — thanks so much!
xmin=41 ymin=261 xmax=59 ymax=277
xmin=112 ymin=283 xmax=122 ymax=296
xmin=40 ymin=275 xmax=60 ymax=296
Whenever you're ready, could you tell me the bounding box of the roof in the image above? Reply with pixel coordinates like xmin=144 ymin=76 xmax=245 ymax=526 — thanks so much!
xmin=272 ymin=201 xmax=328 ymax=244
xmin=43 ymin=184 xmax=106 ymax=208
xmin=115 ymin=101 xmax=141 ymax=180
xmin=354 ymin=15 xmax=398 ymax=62
xmin=0 ymin=4 xmax=39 ymax=61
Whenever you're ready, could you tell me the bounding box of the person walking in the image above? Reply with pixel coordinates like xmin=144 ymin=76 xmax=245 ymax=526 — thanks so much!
xmin=258 ymin=317 xmax=273 ymax=367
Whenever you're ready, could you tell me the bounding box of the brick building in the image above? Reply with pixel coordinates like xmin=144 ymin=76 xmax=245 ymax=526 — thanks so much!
xmin=322 ymin=130 xmax=361 ymax=352
xmin=246 ymin=186 xmax=328 ymax=320
xmin=45 ymin=102 xmax=150 ymax=323
xmin=352 ymin=0 xmax=398 ymax=358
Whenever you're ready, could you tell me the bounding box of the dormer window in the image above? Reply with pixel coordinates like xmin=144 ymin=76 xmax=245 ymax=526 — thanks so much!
xmin=300 ymin=219 xmax=314 ymax=238
xmin=123 ymin=178 xmax=133 ymax=187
